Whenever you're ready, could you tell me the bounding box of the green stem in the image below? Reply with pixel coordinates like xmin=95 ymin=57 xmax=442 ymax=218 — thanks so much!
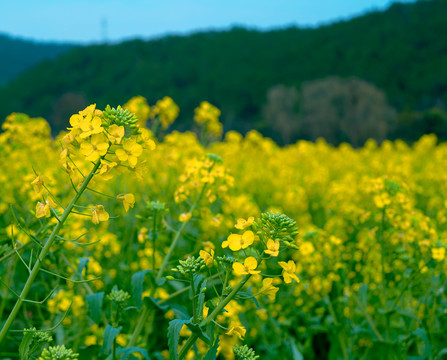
xmin=156 ymin=184 xmax=207 ymax=283
xmin=191 ymin=273 xmax=197 ymax=324
xmin=152 ymin=212 xmax=157 ymax=272
xmin=127 ymin=272 xmax=223 ymax=348
xmin=0 ymin=159 xmax=101 ymax=344
xmin=178 ymin=274 xmax=252 ymax=359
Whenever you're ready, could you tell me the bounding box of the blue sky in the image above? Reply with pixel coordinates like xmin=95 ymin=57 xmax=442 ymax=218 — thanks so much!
xmin=1 ymin=0 xmax=413 ymax=44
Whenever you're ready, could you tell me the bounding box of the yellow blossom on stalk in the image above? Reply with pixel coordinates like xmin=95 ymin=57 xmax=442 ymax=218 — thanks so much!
xmin=233 ymin=257 xmax=260 ymax=276
xmin=99 ymin=159 xmax=118 ymax=180
xmin=153 ymin=96 xmax=179 ymax=129
xmin=278 ymin=260 xmax=300 ymax=284
xmin=264 ymin=239 xmax=280 ymax=257
xmin=106 ymin=124 xmax=125 ymax=144
xmin=115 ymin=138 xmax=143 ymax=167
xmin=116 ymin=193 xmax=135 ymax=212
xmin=91 ymin=205 xmax=109 ymax=225
xmin=36 ymin=201 xmax=51 ymax=218
xmin=259 ymin=278 xmax=279 ymax=301
xmin=200 ymin=249 xmax=215 ymax=267
xmin=31 ymin=175 xmax=45 ymax=194
xmin=124 ymin=96 xmax=151 ymax=127
xmin=139 ymin=128 xmax=156 ymax=150
xmin=69 ymin=106 xmax=104 ymax=139
xmin=179 ymin=212 xmax=192 ymax=222
xmin=222 ymin=230 xmax=254 ymax=251
xmin=138 ymin=227 xmax=148 ymax=243
xmin=80 ymin=134 xmax=110 ymax=162
xmin=432 ymin=247 xmax=445 ymax=261
xmin=225 ymin=323 xmax=246 ymax=340
xmin=234 ymin=217 xmax=254 ymax=230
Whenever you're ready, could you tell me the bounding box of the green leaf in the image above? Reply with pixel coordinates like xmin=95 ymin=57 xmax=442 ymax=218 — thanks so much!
xmin=186 ymin=323 xmax=211 ymax=345
xmin=203 ymin=336 xmax=219 ymax=360
xmin=289 ymin=338 xmax=304 ymax=360
xmin=86 ymin=292 xmax=104 ymax=324
xmin=72 ymin=257 xmax=90 ymax=281
xmin=144 ymin=296 xmax=170 ymax=312
xmin=407 ymin=328 xmax=432 ymax=359
xmin=131 ymin=270 xmax=153 ymax=309
xmin=19 ymin=331 xmax=34 ymax=360
xmin=358 ymin=284 xmax=368 ymax=309
xmin=195 ymin=275 xmax=207 ymax=321
xmin=114 ymin=347 xmax=150 ymax=360
xmin=168 ymin=319 xmax=189 ymax=360
xmin=102 ymin=325 xmax=122 ymax=355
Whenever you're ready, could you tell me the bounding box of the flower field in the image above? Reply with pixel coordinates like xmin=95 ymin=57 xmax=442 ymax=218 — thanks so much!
xmin=0 ymin=96 xmax=446 ymax=359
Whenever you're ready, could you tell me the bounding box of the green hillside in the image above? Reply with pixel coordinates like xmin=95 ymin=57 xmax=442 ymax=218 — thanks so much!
xmin=0 ymin=34 xmax=75 ymax=85
xmin=0 ymin=0 xmax=446 ymax=142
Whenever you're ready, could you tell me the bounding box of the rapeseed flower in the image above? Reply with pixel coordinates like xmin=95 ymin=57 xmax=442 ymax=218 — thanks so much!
xmin=116 ymin=193 xmax=135 ymax=212
xmin=233 ymin=257 xmax=260 ymax=276
xmin=222 ymin=230 xmax=254 ymax=251
xmin=278 ymin=260 xmax=300 ymax=284
xmin=115 ymin=138 xmax=143 ymax=167
xmin=91 ymin=205 xmax=109 ymax=225
xmin=264 ymin=239 xmax=280 ymax=257
xmin=225 ymin=323 xmax=246 ymax=340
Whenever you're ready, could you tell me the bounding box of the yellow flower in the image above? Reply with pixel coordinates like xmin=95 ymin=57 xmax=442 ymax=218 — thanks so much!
xmin=80 ymin=134 xmax=109 ymax=162
xmin=78 ymin=114 xmax=104 ymax=139
xmin=278 ymin=260 xmax=300 ymax=284
xmin=222 ymin=230 xmax=254 ymax=251
xmin=99 ymin=159 xmax=117 ymax=180
xmin=106 ymin=124 xmax=125 ymax=144
xmin=259 ymin=278 xmax=279 ymax=301
xmin=36 ymin=201 xmax=51 ymax=218
xmin=225 ymin=323 xmax=246 ymax=340
xmin=264 ymin=239 xmax=280 ymax=257
xmin=31 ymin=174 xmax=45 ymax=194
xmin=115 ymin=138 xmax=143 ymax=167
xmin=234 ymin=216 xmax=254 ymax=230
xmin=179 ymin=212 xmax=192 ymax=222
xmin=116 ymin=193 xmax=135 ymax=212
xmin=91 ymin=205 xmax=109 ymax=224
xmin=233 ymin=256 xmax=260 ymax=276
xmin=432 ymin=247 xmax=446 ymax=261
xmin=200 ymin=249 xmax=215 ymax=267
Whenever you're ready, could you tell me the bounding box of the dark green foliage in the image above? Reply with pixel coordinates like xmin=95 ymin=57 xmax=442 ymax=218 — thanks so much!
xmin=0 ymin=33 xmax=75 ymax=86
xmin=0 ymin=0 xmax=446 ymax=144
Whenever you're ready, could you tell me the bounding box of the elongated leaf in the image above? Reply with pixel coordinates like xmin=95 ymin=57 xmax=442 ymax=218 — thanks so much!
xmin=144 ymin=296 xmax=170 ymax=311
xmin=195 ymin=276 xmax=207 ymax=321
xmin=203 ymin=336 xmax=219 ymax=360
xmin=86 ymin=292 xmax=104 ymax=324
xmin=19 ymin=331 xmax=34 ymax=360
xmin=186 ymin=323 xmax=211 ymax=345
xmin=168 ymin=319 xmax=189 ymax=360
xmin=109 ymin=347 xmax=150 ymax=360
xmin=131 ymin=270 xmax=152 ymax=309
xmin=289 ymin=339 xmax=304 ymax=360
xmin=72 ymin=257 xmax=89 ymax=281
xmin=102 ymin=325 xmax=122 ymax=355
xmin=409 ymin=328 xmax=432 ymax=359
xmin=358 ymin=284 xmax=368 ymax=309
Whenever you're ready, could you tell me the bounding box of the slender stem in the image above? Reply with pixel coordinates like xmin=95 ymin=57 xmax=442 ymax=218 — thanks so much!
xmin=152 ymin=212 xmax=157 ymax=272
xmin=156 ymin=184 xmax=207 ymax=283
xmin=326 ymin=296 xmax=349 ymax=360
xmin=178 ymin=274 xmax=252 ymax=359
xmin=0 ymin=159 xmax=101 ymax=344
xmin=191 ymin=273 xmax=197 ymax=324
xmin=350 ymin=287 xmax=384 ymax=341
xmin=127 ymin=272 xmax=223 ymax=348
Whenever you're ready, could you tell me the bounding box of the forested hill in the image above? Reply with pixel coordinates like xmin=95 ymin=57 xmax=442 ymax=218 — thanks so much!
xmin=0 ymin=34 xmax=75 ymax=85
xmin=0 ymin=0 xmax=446 ymax=140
